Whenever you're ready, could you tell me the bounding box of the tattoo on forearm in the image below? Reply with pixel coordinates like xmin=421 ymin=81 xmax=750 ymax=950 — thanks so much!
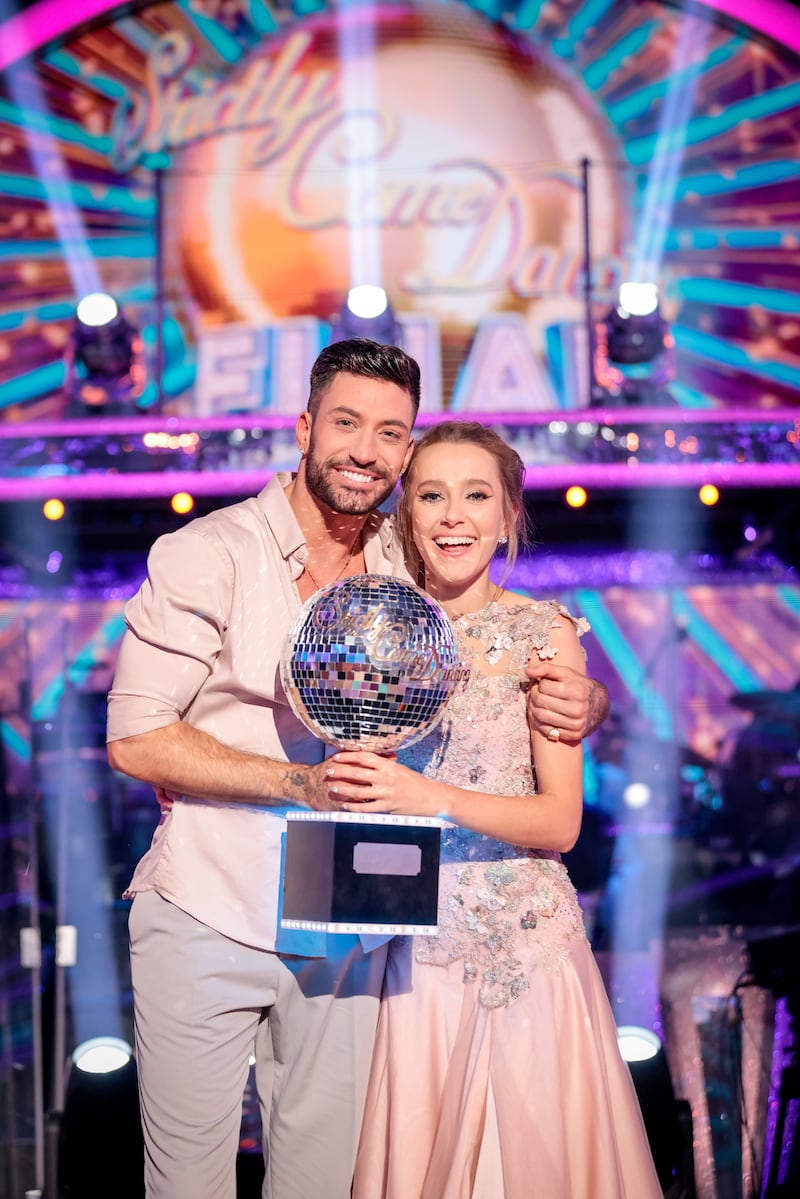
xmin=586 ymin=681 xmax=610 ymax=737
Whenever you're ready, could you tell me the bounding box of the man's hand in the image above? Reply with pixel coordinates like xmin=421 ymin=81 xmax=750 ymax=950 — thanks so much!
xmin=526 ymin=663 xmax=609 ymax=741
xmin=283 ymin=759 xmax=346 ymax=812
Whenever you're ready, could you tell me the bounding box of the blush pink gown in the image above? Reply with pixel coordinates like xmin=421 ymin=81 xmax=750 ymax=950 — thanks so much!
xmin=353 ymin=601 xmax=663 ymax=1199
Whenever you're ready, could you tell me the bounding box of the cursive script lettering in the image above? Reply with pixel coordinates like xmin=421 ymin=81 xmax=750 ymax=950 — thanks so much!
xmin=108 ymin=28 xmax=587 ymax=299
xmin=109 ymin=31 xmax=337 ymax=172
xmin=311 ymin=595 xmax=448 ymax=683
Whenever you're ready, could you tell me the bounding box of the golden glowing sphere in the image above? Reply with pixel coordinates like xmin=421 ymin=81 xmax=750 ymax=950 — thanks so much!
xmin=43 ymin=498 xmax=65 ymax=521
xmin=171 ymin=492 xmax=195 ymax=515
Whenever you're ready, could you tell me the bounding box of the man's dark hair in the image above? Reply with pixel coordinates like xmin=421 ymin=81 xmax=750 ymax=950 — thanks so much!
xmin=308 ymin=338 xmax=421 ymax=418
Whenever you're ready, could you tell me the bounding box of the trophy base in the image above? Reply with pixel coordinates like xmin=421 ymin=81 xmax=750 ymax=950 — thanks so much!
xmin=281 ymin=811 xmax=442 ymax=935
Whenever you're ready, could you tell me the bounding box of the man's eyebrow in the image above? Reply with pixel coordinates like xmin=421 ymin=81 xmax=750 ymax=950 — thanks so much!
xmin=328 ymin=405 xmax=410 ymax=431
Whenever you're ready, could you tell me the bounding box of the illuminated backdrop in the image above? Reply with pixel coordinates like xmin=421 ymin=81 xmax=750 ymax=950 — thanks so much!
xmin=1 ymin=0 xmax=799 ymax=419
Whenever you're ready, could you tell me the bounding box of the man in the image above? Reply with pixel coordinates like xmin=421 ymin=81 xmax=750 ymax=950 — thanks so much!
xmin=107 ymin=338 xmax=607 ymax=1199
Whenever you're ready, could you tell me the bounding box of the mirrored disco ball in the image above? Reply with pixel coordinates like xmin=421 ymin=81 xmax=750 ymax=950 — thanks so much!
xmin=281 ymin=574 xmax=464 ymax=751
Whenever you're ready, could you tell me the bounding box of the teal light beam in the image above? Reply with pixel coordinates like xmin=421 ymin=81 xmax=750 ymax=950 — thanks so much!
xmin=668 ymin=382 xmax=715 ymax=409
xmin=671 ymin=592 xmax=762 ymax=693
xmin=0 ymin=98 xmax=111 ymax=157
xmin=41 ymin=49 xmax=128 ymax=98
xmin=674 ymin=160 xmax=800 ymax=199
xmin=176 ymin=0 xmax=243 ymax=63
xmin=0 ymin=235 xmax=155 ymax=261
xmin=776 ymin=585 xmax=800 ymax=622
xmin=627 ymin=79 xmax=800 ymax=165
xmin=67 ymin=613 xmax=128 ymax=689
xmin=573 ymin=589 xmax=673 ymax=739
xmin=0 ymin=171 xmax=155 ymax=218
xmin=606 ymin=40 xmax=742 ymax=122
xmin=32 ymin=614 xmax=129 ymax=721
xmin=663 ymin=228 xmax=790 ymax=251
xmin=673 ymin=325 xmax=800 ymax=390
xmin=249 ymin=0 xmax=279 ymax=37
xmin=550 ymin=0 xmax=618 ymax=60
xmin=0 ymin=283 xmax=156 ymax=333
xmin=510 ymin=0 xmax=550 ymax=32
xmin=0 ymin=362 xmax=65 ymax=409
xmin=583 ymin=24 xmax=657 ymax=92
xmin=677 ymin=278 xmax=800 ymax=315
xmin=1 ymin=720 xmax=31 ymax=764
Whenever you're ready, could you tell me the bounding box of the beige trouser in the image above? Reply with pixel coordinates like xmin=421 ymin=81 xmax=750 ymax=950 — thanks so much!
xmin=129 ymin=891 xmax=387 ymax=1199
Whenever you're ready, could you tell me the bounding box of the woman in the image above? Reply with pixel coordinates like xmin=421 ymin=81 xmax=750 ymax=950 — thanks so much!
xmin=325 ymin=421 xmax=662 ymax=1199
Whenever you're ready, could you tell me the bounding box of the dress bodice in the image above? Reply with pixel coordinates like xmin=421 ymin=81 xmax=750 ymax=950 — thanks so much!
xmin=398 ymin=599 xmax=590 ymax=1007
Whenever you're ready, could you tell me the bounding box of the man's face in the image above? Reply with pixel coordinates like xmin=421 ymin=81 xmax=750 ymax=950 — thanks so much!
xmin=297 ymin=373 xmax=415 ymax=515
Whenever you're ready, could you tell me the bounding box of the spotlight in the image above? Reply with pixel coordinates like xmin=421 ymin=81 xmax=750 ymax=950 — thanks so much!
xmin=606 ymin=283 xmax=667 ymax=366
xmin=43 ymin=498 xmax=65 ymax=521
xmin=57 ymin=1035 xmax=144 ymax=1199
xmin=618 ymin=282 xmax=659 ymax=318
xmin=565 ymin=485 xmax=588 ymax=509
xmin=618 ymin=1026 xmax=694 ymax=1197
xmin=72 ymin=1035 xmax=132 ymax=1073
xmin=76 ymin=291 xmax=119 ymax=328
xmin=623 ymin=781 xmax=652 ymax=810
xmin=618 ymin=1025 xmax=662 ymax=1062
xmin=593 ymin=281 xmax=676 ymax=406
xmin=171 ymin=491 xmax=195 ymax=515
xmin=64 ymin=292 xmax=146 ymax=415
xmin=330 ymin=284 xmax=399 ymax=343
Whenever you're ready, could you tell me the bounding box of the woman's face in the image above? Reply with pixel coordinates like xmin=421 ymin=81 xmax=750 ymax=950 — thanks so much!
xmin=407 ymin=440 xmax=508 ymax=603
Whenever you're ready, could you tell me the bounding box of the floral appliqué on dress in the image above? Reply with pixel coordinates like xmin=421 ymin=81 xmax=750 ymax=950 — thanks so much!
xmin=399 ymin=600 xmax=590 ymax=1008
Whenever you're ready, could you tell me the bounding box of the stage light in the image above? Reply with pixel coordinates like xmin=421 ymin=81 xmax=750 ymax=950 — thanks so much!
xmin=43 ymin=498 xmax=65 ymax=521
xmin=618 ymin=1025 xmax=662 ymax=1062
xmin=58 ymin=1035 xmax=143 ymax=1199
xmin=606 ymin=286 xmax=667 ymax=366
xmin=565 ymin=485 xmax=587 ymax=509
xmin=75 ymin=291 xmax=119 ymax=328
xmin=65 ymin=293 xmax=145 ymax=416
xmin=330 ymin=284 xmax=399 ymax=343
xmin=618 ymin=281 xmax=659 ymax=317
xmin=593 ymin=282 xmax=676 ymax=406
xmin=72 ymin=1035 xmax=132 ymax=1073
xmin=171 ymin=491 xmax=195 ymax=515
xmin=623 ymin=781 xmax=652 ymax=810
xmin=347 ymin=284 xmax=389 ymax=319
xmin=698 ymin=483 xmax=719 ymax=507
xmin=618 ymin=1026 xmax=693 ymax=1196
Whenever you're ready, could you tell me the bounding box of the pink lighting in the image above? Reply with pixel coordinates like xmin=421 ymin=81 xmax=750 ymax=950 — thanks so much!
xmin=3 ymin=1 xmax=800 ymax=71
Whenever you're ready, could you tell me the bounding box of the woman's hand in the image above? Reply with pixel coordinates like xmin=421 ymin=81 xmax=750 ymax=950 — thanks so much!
xmin=325 ymin=751 xmax=440 ymax=818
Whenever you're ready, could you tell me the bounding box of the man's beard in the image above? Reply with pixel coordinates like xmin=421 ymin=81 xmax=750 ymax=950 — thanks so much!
xmin=305 ymin=453 xmax=395 ymax=515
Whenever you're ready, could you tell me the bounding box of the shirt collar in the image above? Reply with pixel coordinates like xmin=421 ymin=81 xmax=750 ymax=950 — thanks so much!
xmin=257 ymin=472 xmax=399 ymax=580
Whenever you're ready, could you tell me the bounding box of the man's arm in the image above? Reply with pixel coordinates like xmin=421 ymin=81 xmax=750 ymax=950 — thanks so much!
xmin=107 ymin=722 xmax=337 ymax=811
xmin=525 ymin=662 xmax=609 ymax=742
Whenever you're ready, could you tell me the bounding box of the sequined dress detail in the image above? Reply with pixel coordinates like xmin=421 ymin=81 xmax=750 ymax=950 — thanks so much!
xmin=353 ymin=600 xmax=663 ymax=1199
xmin=399 ymin=600 xmax=588 ymax=1008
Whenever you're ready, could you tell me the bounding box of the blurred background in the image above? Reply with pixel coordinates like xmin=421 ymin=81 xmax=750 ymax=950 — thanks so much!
xmin=1 ymin=1 xmax=799 ymax=1196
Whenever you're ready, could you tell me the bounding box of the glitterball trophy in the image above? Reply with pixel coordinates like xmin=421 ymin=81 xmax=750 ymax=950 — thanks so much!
xmin=279 ymin=574 xmax=464 ymax=935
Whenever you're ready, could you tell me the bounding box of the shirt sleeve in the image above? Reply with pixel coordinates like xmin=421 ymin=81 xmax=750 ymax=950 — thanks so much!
xmin=107 ymin=527 xmax=233 ymax=742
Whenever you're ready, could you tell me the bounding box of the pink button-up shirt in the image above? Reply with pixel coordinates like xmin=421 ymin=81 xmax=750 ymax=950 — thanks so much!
xmin=107 ymin=473 xmax=409 ymax=953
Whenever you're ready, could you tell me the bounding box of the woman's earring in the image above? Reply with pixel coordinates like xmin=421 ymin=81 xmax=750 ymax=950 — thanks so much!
xmin=498 ymin=534 xmax=508 ymax=546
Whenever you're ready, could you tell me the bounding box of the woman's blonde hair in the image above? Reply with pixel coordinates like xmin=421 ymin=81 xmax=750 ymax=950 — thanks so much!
xmin=397 ymin=420 xmax=531 ymax=586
